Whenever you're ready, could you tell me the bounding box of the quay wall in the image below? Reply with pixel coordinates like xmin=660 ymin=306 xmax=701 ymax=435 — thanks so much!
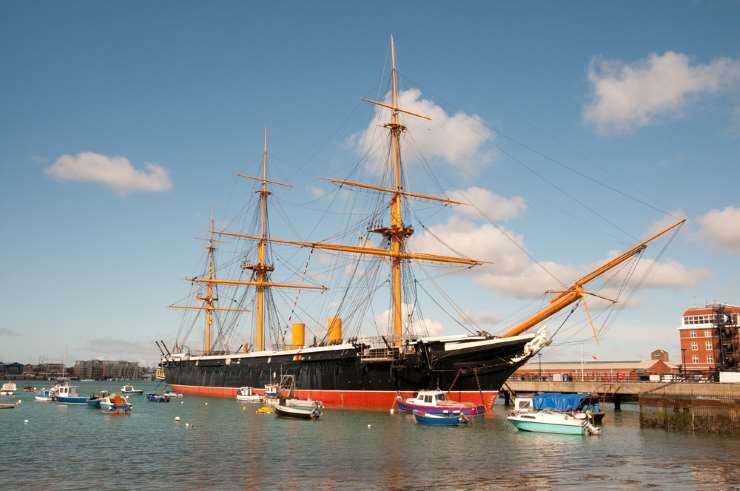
xmin=640 ymin=393 xmax=740 ymax=434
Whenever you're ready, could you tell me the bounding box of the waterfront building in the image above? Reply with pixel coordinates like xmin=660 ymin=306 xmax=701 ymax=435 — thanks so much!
xmin=651 ymin=349 xmax=669 ymax=362
xmin=513 ymin=359 xmax=677 ymax=382
xmin=73 ymin=359 xmax=142 ymax=380
xmin=679 ymin=304 xmax=740 ymax=373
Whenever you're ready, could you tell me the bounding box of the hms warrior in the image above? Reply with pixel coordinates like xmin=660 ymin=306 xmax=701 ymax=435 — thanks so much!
xmin=157 ymin=36 xmax=685 ymax=410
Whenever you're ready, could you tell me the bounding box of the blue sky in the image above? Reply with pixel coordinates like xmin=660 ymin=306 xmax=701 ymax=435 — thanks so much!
xmin=1 ymin=1 xmax=739 ymax=366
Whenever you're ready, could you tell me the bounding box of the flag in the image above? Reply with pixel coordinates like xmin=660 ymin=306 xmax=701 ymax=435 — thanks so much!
xmin=591 ymin=354 xmax=598 ymax=360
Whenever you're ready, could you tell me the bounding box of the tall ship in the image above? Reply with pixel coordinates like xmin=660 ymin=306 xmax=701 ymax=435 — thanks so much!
xmin=157 ymin=36 xmax=684 ymax=410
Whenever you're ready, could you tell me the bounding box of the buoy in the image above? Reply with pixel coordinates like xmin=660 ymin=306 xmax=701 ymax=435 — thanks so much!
xmin=24 ymin=419 xmax=29 ymax=424
xmin=174 ymin=416 xmax=181 ymax=422
xmin=17 ymin=400 xmax=22 ymax=405
xmin=204 ymin=402 xmax=208 ymax=406
xmin=180 ymin=401 xmax=184 ymax=405
xmin=367 ymin=424 xmax=372 ymax=429
xmin=185 ymin=423 xmax=191 ymax=428
xmin=389 ymin=408 xmax=394 ymax=415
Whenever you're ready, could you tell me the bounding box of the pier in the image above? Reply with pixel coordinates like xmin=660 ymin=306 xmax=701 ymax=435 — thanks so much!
xmin=502 ymin=380 xmax=740 ymax=433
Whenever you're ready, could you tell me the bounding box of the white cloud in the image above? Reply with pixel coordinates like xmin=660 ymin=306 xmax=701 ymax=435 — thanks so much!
xmin=584 ymin=52 xmax=740 ymax=133
xmin=353 ymin=88 xmax=494 ymax=176
xmin=698 ymin=206 xmax=740 ymax=255
xmin=47 ymin=151 xmax=173 ymax=194
xmin=374 ymin=304 xmax=445 ymax=337
xmin=411 ymin=215 xmax=706 ymax=299
xmin=446 ymin=186 xmax=526 ymax=222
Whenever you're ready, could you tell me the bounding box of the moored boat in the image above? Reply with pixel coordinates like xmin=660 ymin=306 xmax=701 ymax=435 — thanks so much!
xmin=146 ymin=393 xmax=170 ymax=402
xmin=274 ymin=400 xmax=322 ymax=420
xmin=100 ymin=394 xmax=131 ymax=414
xmin=55 ymin=384 xmax=87 ymax=404
xmin=507 ymin=396 xmax=600 ymax=435
xmin=121 ymin=384 xmax=144 ymax=395
xmin=34 ymin=387 xmax=57 ymax=402
xmin=413 ymin=410 xmax=469 ymax=427
xmin=532 ymin=393 xmax=605 ymax=424
xmin=236 ymin=387 xmax=262 ymax=403
xmin=1 ymin=382 xmax=17 ymax=396
xmin=87 ymin=391 xmax=110 ymax=409
xmin=396 ymin=390 xmax=485 ymax=416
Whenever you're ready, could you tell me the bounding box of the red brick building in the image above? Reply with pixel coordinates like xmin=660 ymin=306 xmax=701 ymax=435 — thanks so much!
xmin=679 ymin=304 xmax=740 ymax=372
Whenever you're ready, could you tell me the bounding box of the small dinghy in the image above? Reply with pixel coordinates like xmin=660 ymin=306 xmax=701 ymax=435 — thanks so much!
xmin=256 ymin=406 xmax=273 ymax=414
xmin=146 ymin=393 xmax=170 ymax=402
xmin=0 ymin=401 xmax=20 ymax=409
xmin=413 ymin=410 xmax=469 ymax=426
xmin=121 ymin=384 xmax=144 ymax=395
xmin=87 ymin=391 xmax=110 ymax=408
xmin=163 ymin=390 xmax=182 ymax=398
xmin=236 ymin=387 xmax=262 ymax=403
xmin=274 ymin=399 xmax=322 ymax=420
xmin=100 ymin=394 xmax=131 ymax=414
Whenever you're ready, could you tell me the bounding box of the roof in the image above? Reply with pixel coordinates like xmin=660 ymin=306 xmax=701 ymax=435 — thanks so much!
xmin=683 ymin=304 xmax=740 ymax=316
xmin=517 ymin=359 xmax=672 ymax=371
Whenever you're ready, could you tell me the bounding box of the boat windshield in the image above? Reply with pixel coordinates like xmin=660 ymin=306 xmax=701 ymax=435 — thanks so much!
xmin=437 ymin=394 xmax=446 ymax=401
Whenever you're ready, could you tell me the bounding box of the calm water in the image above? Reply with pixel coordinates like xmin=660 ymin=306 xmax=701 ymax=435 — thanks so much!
xmin=2 ymin=381 xmax=740 ymax=490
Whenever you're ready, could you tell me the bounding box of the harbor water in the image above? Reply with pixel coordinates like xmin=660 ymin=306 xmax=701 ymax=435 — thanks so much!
xmin=3 ymin=381 xmax=740 ymax=490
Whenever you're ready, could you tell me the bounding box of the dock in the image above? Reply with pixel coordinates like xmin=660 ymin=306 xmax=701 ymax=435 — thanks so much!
xmin=502 ymin=381 xmax=740 ymax=433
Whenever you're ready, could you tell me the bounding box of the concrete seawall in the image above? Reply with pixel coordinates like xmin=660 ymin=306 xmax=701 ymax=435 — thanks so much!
xmin=640 ymin=393 xmax=740 ymax=434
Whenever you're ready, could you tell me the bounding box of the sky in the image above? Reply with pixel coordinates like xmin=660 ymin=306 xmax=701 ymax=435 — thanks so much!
xmin=1 ymin=1 xmax=739 ymax=367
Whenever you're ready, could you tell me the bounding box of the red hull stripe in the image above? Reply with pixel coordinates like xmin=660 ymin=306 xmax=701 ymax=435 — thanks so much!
xmin=169 ymin=384 xmax=498 ymax=411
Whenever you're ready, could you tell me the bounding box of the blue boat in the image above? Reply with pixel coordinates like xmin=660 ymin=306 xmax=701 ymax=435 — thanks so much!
xmin=100 ymin=394 xmax=131 ymax=414
xmin=55 ymin=385 xmax=87 ymax=404
xmin=146 ymin=393 xmax=170 ymax=402
xmin=413 ymin=410 xmax=469 ymax=426
xmin=396 ymin=390 xmax=485 ymax=416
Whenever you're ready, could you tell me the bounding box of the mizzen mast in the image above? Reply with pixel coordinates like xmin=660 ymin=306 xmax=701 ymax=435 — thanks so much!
xmin=170 ymin=214 xmax=245 ymax=355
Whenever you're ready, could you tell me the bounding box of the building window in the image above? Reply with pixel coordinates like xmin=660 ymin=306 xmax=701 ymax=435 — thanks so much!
xmin=705 ymin=341 xmax=713 ymax=350
xmin=692 ymin=355 xmax=700 ymax=364
xmin=704 ymin=330 xmax=712 ymax=337
xmin=707 ymin=356 xmax=714 ymax=364
xmin=690 ymin=330 xmax=697 ymax=338
xmin=691 ymin=342 xmax=698 ymax=351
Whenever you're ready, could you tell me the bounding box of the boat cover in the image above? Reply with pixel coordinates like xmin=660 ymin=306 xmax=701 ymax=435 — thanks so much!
xmin=532 ymin=393 xmax=590 ymax=412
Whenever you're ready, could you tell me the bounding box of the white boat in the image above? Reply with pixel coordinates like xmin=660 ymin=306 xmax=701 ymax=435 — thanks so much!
xmin=121 ymin=384 xmax=144 ymax=395
xmin=0 ymin=382 xmax=17 ymax=396
xmin=507 ymin=397 xmax=600 ymax=436
xmin=396 ymin=390 xmax=485 ymax=416
xmin=274 ymin=401 xmax=322 ymax=420
xmin=236 ymin=387 xmax=262 ymax=403
xmin=285 ymin=398 xmax=323 ymax=411
xmin=34 ymin=387 xmax=57 ymax=401
xmin=163 ymin=391 xmax=183 ymax=398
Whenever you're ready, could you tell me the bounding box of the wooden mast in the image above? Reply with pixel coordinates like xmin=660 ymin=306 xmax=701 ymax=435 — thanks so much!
xmin=191 ymin=130 xmax=326 ymax=353
xmin=211 ymin=35 xmax=483 ymax=348
xmin=499 ymin=218 xmax=686 ymax=338
xmin=169 ymin=214 xmax=247 ymax=354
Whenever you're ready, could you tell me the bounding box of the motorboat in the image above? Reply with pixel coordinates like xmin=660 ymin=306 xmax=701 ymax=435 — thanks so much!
xmin=274 ymin=400 xmax=322 ymax=420
xmin=236 ymin=386 xmax=262 ymax=403
xmin=413 ymin=410 xmax=469 ymax=426
xmin=507 ymin=396 xmax=600 ymax=435
xmin=0 ymin=402 xmax=19 ymax=409
xmin=285 ymin=398 xmax=323 ymax=411
xmin=87 ymin=391 xmax=110 ymax=409
xmin=23 ymin=385 xmax=35 ymax=392
xmin=35 ymin=387 xmax=57 ymax=402
xmin=396 ymin=390 xmax=485 ymax=416
xmin=0 ymin=382 xmax=17 ymax=396
xmin=531 ymin=393 xmax=605 ymax=424
xmin=163 ymin=389 xmax=182 ymax=398
xmin=100 ymin=394 xmax=131 ymax=414
xmin=146 ymin=393 xmax=170 ymax=402
xmin=121 ymin=384 xmax=144 ymax=395
xmin=55 ymin=384 xmax=87 ymax=404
